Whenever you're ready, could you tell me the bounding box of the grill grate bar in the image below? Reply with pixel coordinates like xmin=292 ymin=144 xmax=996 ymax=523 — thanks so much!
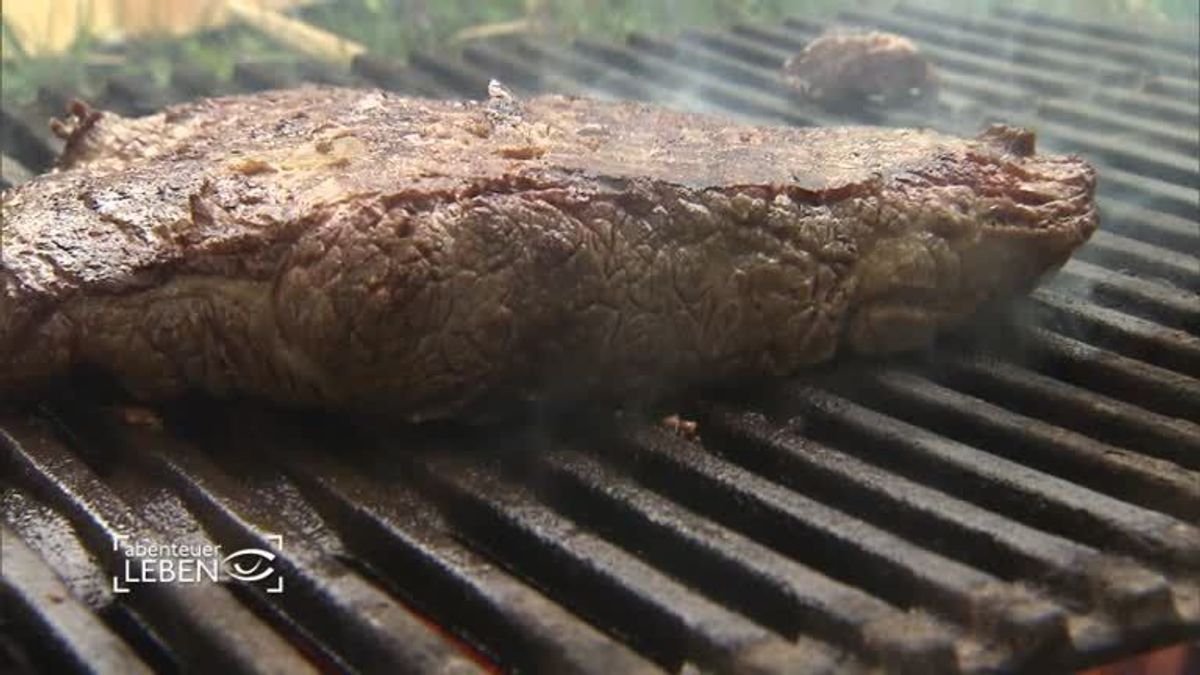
xmin=780 ymin=384 xmax=1200 ymax=575
xmin=1 ymin=486 xmax=111 ymax=613
xmin=1087 ymin=85 xmax=1200 ymax=129
xmin=697 ymin=405 xmax=1182 ymax=631
xmin=272 ymin=436 xmax=664 ymax=675
xmin=0 ymin=484 xmax=181 ymax=672
xmin=0 ymin=154 xmax=34 ymax=189
xmin=351 ymin=54 xmax=447 ymax=97
xmin=170 ymin=64 xmax=240 ymax=98
xmin=530 ymin=445 xmax=964 ymax=673
xmin=413 ymin=451 xmax=843 ymax=674
xmin=897 ymin=4 xmax=1199 ymax=81
xmin=33 ymin=83 xmax=74 ymax=115
xmin=600 ymin=423 xmax=1073 ymax=668
xmin=232 ymin=59 xmax=369 ymax=92
xmin=1117 ymin=75 xmax=1198 ymax=103
xmin=502 ymin=39 xmax=662 ymax=101
xmin=920 ymin=353 xmax=1200 ymax=469
xmin=629 ymin=31 xmax=787 ymax=95
xmin=1098 ymin=201 xmax=1199 ymax=252
xmin=1095 ymin=168 xmax=1198 ymax=223
xmin=477 ymin=36 xmax=790 ymax=122
xmin=1028 ymin=288 xmax=1200 ymax=376
xmin=680 ymin=27 xmax=786 ymax=69
xmin=234 ymin=62 xmax=309 ymax=91
xmin=568 ymin=37 xmax=809 ymax=124
xmin=462 ymin=41 xmax=599 ymax=98
xmin=1 ymin=525 xmax=154 ymax=675
xmin=1050 ymin=261 xmax=1199 ymax=333
xmin=98 ymin=74 xmax=177 ymax=117
xmin=1034 ymin=98 xmax=1200 ymax=158
xmin=0 ymin=416 xmax=319 ymax=675
xmin=408 ymin=51 xmax=491 ymax=97
xmin=1016 ymin=326 xmax=1200 ymax=421
xmin=78 ymin=412 xmax=489 ymax=675
xmin=993 ymin=6 xmax=1200 ymax=58
xmin=825 ymin=368 xmax=1200 ymax=522
xmin=1077 ymin=230 xmax=1200 ymax=293
xmin=0 ymin=105 xmax=60 ymax=173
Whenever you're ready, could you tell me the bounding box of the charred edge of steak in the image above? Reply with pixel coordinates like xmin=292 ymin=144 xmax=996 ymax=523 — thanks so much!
xmin=49 ymin=100 xmax=105 ymax=170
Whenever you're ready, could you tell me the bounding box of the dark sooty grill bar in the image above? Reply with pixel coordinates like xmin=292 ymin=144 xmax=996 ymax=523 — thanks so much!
xmin=529 ymin=446 xmax=967 ymax=673
xmin=600 ymin=424 xmax=1075 ymax=669
xmin=700 ymin=405 xmax=1181 ymax=626
xmin=415 ymin=451 xmax=847 ymax=674
xmin=0 ymin=525 xmax=153 ymax=675
xmin=266 ymin=425 xmax=662 ymax=675
xmin=0 ymin=418 xmax=322 ymax=675
xmin=88 ymin=419 xmax=485 ymax=675
xmin=777 ymin=385 xmax=1200 ymax=574
xmin=2 ymin=4 xmax=1198 ymax=674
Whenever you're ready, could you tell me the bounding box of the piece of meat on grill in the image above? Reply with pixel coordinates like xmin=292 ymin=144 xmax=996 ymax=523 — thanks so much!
xmin=783 ymin=29 xmax=939 ymax=106
xmin=0 ymin=86 xmax=1096 ymax=420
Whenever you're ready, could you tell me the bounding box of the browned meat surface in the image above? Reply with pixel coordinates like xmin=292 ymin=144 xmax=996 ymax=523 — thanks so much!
xmin=783 ymin=29 xmax=939 ymax=106
xmin=0 ymin=87 xmax=1096 ymax=420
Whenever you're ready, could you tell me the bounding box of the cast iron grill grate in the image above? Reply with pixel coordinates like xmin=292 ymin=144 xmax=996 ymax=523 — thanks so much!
xmin=2 ymin=4 xmax=1197 ymax=674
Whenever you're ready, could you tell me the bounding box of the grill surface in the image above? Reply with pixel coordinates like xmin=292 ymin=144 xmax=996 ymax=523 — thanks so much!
xmin=1 ymin=4 xmax=1198 ymax=674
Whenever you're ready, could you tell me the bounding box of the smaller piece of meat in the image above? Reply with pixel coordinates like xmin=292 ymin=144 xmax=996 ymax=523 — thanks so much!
xmin=783 ymin=29 xmax=938 ymax=107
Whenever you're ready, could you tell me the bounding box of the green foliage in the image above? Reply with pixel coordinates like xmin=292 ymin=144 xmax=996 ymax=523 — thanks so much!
xmin=2 ymin=0 xmax=1194 ymax=107
xmin=1 ymin=22 xmax=300 ymax=106
xmin=296 ymin=0 xmax=852 ymax=56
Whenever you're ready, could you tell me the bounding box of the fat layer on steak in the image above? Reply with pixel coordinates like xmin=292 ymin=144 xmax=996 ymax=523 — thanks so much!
xmin=0 ymin=87 xmax=1096 ymax=419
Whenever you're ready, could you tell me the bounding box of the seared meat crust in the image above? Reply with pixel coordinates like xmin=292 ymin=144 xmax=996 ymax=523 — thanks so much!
xmin=0 ymin=87 xmax=1096 ymax=419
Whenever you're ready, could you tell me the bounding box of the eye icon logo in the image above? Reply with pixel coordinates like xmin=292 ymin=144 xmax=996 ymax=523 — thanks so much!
xmin=223 ymin=536 xmax=284 ymax=593
xmin=223 ymin=549 xmax=277 ymax=581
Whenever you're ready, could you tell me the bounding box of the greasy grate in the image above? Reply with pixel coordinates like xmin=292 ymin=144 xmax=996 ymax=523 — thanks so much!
xmin=2 ymin=4 xmax=1198 ymax=674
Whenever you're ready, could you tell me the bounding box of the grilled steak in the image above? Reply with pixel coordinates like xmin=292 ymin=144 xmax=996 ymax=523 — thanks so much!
xmin=0 ymin=87 xmax=1096 ymax=420
xmin=783 ymin=30 xmax=939 ymax=106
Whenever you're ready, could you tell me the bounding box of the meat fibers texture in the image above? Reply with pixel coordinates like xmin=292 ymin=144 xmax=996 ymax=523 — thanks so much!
xmin=0 ymin=87 xmax=1097 ymax=420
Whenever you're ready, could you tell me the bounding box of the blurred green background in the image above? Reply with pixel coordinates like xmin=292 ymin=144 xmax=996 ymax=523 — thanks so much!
xmin=3 ymin=0 xmax=1197 ymax=106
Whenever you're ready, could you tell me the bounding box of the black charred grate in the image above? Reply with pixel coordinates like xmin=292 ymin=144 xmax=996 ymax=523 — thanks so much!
xmin=2 ymin=5 xmax=1198 ymax=674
